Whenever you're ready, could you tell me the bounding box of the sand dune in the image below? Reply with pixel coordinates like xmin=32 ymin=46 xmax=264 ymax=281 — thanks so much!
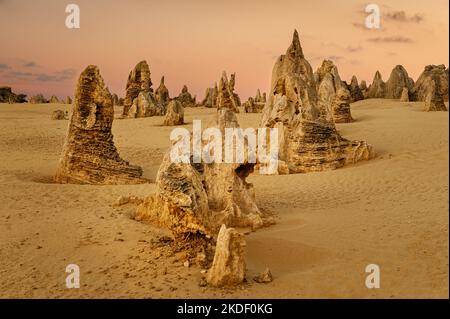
xmin=0 ymin=99 xmax=448 ymax=298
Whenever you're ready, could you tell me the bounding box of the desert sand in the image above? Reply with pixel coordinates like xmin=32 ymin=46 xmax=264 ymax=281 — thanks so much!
xmin=0 ymin=99 xmax=448 ymax=298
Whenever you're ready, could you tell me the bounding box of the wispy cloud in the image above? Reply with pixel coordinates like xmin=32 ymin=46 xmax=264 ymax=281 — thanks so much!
xmin=386 ymin=11 xmax=424 ymax=23
xmin=0 ymin=63 xmax=10 ymax=70
xmin=2 ymin=68 xmax=76 ymax=82
xmin=346 ymin=45 xmax=363 ymax=52
xmin=23 ymin=61 xmax=38 ymax=68
xmin=368 ymin=36 xmax=413 ymax=43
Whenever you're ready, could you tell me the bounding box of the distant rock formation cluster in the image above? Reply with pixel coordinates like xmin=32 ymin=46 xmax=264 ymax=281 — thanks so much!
xmin=29 ymin=94 xmax=48 ymax=104
xmin=55 ymin=65 xmax=145 ymax=184
xmin=0 ymin=87 xmax=27 ymax=103
xmin=260 ymin=30 xmax=374 ymax=174
xmin=359 ymin=64 xmax=448 ymax=111
xmin=315 ymin=60 xmax=354 ymax=123
xmin=348 ymin=76 xmax=364 ymax=102
xmin=176 ymin=85 xmax=196 ymax=108
xmin=243 ymin=89 xmax=266 ymax=113
xmin=200 ymin=84 xmax=218 ymax=108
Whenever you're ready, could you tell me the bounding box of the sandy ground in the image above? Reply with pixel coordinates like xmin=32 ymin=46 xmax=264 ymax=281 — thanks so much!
xmin=0 ymin=99 xmax=448 ymax=299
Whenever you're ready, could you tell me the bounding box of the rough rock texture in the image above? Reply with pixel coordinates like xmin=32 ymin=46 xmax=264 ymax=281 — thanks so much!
xmin=55 ymin=65 xmax=145 ymax=184
xmin=229 ymin=73 xmax=242 ymax=107
xmin=217 ymin=72 xmax=240 ymax=113
xmin=253 ymin=267 xmax=273 ymax=283
xmin=411 ymin=65 xmax=448 ymax=111
xmin=243 ymin=97 xmax=265 ymax=113
xmin=112 ymin=94 xmax=119 ymax=106
xmin=349 ymin=76 xmax=364 ymax=102
xmin=176 ymin=85 xmax=196 ymax=108
xmin=332 ymin=88 xmax=354 ymax=123
xmin=206 ymin=225 xmax=246 ymax=287
xmin=201 ymin=84 xmax=218 ymax=108
xmin=385 ymin=65 xmax=414 ymax=99
xmin=316 ymin=60 xmax=354 ymax=123
xmin=29 ymin=94 xmax=48 ymax=104
xmin=127 ymin=91 xmax=165 ymax=118
xmin=51 ymin=110 xmax=67 ymax=120
xmin=366 ymin=71 xmax=386 ymax=99
xmin=255 ymin=89 xmax=267 ymax=103
xmin=49 ymin=96 xmax=60 ymax=104
xmin=400 ymin=87 xmax=410 ymax=102
xmin=163 ymin=100 xmax=184 ymax=126
xmin=155 ymin=76 xmax=170 ymax=108
xmin=123 ymin=60 xmax=152 ymax=116
xmin=0 ymin=87 xmax=27 ymax=103
xmin=135 ymin=108 xmax=265 ymax=239
xmin=260 ymin=30 xmax=374 ymax=174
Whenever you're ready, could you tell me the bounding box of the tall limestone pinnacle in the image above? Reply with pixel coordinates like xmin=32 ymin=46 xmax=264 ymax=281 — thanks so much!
xmin=55 ymin=65 xmax=145 ymax=184
xmin=287 ymin=29 xmax=304 ymax=59
xmin=123 ymin=60 xmax=152 ymax=116
xmin=261 ymin=30 xmax=374 ymax=174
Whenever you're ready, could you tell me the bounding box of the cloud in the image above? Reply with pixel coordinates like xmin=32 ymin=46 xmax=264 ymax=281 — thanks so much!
xmin=386 ymin=11 xmax=424 ymax=23
xmin=346 ymin=45 xmax=363 ymax=52
xmin=368 ymin=36 xmax=413 ymax=43
xmin=3 ymin=68 xmax=76 ymax=82
xmin=23 ymin=61 xmax=38 ymax=68
xmin=0 ymin=63 xmax=10 ymax=70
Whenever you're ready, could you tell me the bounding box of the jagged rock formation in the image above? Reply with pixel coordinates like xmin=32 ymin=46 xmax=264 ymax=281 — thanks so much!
xmin=163 ymin=100 xmax=184 ymax=125
xmin=123 ymin=60 xmax=152 ymax=116
xmin=0 ymin=87 xmax=27 ymax=103
xmin=135 ymin=108 xmax=266 ymax=239
xmin=66 ymin=96 xmax=72 ymax=104
xmin=332 ymin=88 xmax=353 ymax=123
xmin=254 ymin=89 xmax=267 ymax=103
xmin=49 ymin=95 xmax=60 ymax=104
xmin=217 ymin=72 xmax=240 ymax=113
xmin=349 ymin=76 xmax=364 ymax=102
xmin=229 ymin=73 xmax=242 ymax=107
xmin=176 ymin=85 xmax=196 ymax=107
xmin=316 ymin=60 xmax=354 ymax=123
xmin=51 ymin=110 xmax=67 ymax=120
xmin=29 ymin=94 xmax=48 ymax=104
xmin=385 ymin=65 xmax=414 ymax=99
xmin=411 ymin=65 xmax=448 ymax=111
xmin=400 ymin=87 xmax=409 ymax=102
xmin=206 ymin=225 xmax=246 ymax=287
xmin=112 ymin=93 xmax=119 ymax=106
xmin=243 ymin=97 xmax=265 ymax=113
xmin=201 ymin=84 xmax=218 ymax=108
xmin=366 ymin=71 xmax=386 ymax=98
xmin=260 ymin=30 xmax=374 ymax=174
xmin=55 ymin=65 xmax=145 ymax=184
xmin=360 ymin=80 xmax=368 ymax=98
xmin=155 ymin=76 xmax=170 ymax=108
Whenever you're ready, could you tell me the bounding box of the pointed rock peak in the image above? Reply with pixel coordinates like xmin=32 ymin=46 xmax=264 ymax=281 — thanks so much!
xmin=160 ymin=76 xmax=165 ymax=85
xmin=374 ymin=71 xmax=382 ymax=80
xmin=182 ymin=85 xmax=188 ymax=93
xmin=351 ymin=75 xmax=359 ymax=84
xmin=287 ymin=29 xmax=304 ymax=59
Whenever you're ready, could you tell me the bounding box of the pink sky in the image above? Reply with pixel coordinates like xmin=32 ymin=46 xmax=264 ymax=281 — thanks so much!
xmin=0 ymin=0 xmax=448 ymax=101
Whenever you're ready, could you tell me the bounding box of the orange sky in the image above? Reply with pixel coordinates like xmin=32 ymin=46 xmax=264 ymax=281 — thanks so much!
xmin=0 ymin=0 xmax=448 ymax=100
